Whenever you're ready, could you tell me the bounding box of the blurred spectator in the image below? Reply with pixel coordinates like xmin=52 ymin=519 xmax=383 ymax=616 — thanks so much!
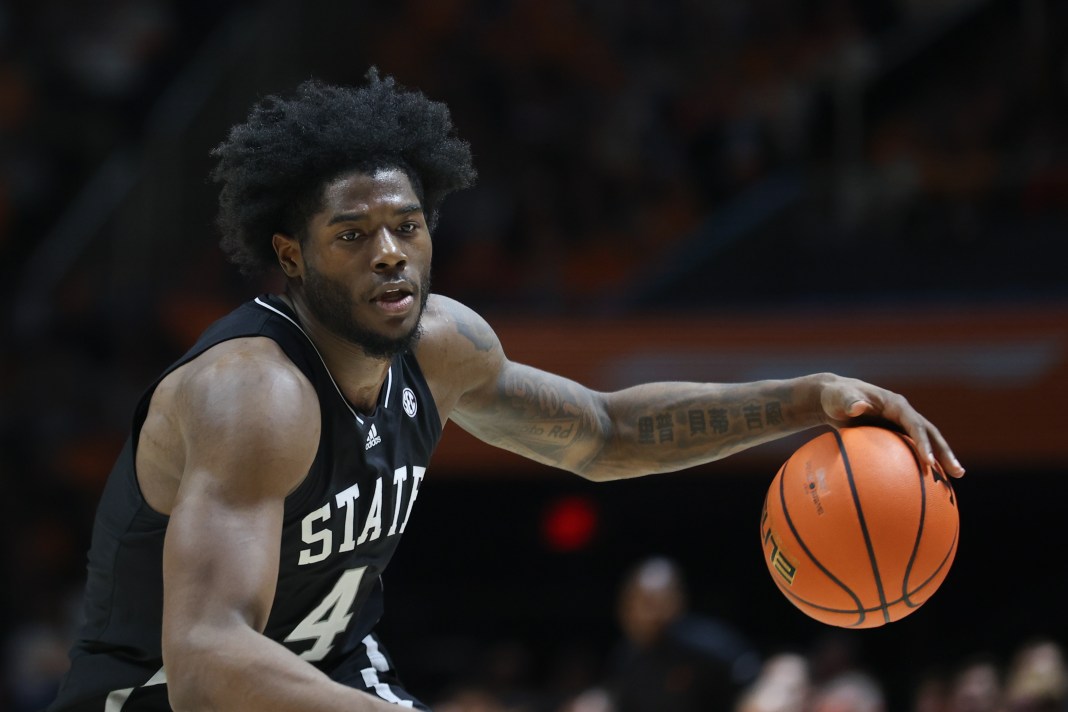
xmin=605 ymin=556 xmax=760 ymax=712
xmin=948 ymin=655 xmax=1005 ymax=712
xmin=808 ymin=632 xmax=865 ymax=689
xmin=734 ymin=652 xmax=812 ymax=712
xmin=808 ymin=671 xmax=887 ymax=712
xmin=556 ymin=687 xmax=616 ymax=712
xmin=910 ymin=669 xmax=951 ymax=712
xmin=1003 ymin=639 xmax=1068 ymax=712
xmin=3 ymin=622 xmax=70 ymax=712
xmin=434 ymin=685 xmax=513 ymax=712
xmin=2 ymin=585 xmax=81 ymax=712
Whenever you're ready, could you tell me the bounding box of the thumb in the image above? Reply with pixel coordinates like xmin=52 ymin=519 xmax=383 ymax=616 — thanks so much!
xmin=845 ymin=399 xmax=873 ymax=418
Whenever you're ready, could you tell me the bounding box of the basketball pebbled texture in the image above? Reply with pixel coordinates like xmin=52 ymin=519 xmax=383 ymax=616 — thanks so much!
xmin=760 ymin=426 xmax=959 ymax=628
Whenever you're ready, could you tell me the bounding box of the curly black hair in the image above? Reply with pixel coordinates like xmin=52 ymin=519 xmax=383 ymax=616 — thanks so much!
xmin=210 ymin=69 xmax=477 ymax=276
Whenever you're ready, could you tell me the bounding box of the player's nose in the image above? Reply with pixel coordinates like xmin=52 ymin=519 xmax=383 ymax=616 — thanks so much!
xmin=371 ymin=230 xmax=407 ymax=272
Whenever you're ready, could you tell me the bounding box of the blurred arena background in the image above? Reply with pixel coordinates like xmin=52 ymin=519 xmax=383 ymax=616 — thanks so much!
xmin=1 ymin=0 xmax=1066 ymax=710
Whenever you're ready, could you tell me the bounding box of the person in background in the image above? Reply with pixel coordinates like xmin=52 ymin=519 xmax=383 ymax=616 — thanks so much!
xmin=948 ymin=655 xmax=1005 ymax=712
xmin=733 ymin=652 xmax=812 ymax=712
xmin=1003 ymin=639 xmax=1068 ymax=712
xmin=808 ymin=671 xmax=886 ymax=712
xmin=606 ymin=556 xmax=761 ymax=712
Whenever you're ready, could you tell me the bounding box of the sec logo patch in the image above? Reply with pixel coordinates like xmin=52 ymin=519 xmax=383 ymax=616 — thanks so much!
xmin=402 ymin=388 xmax=418 ymax=417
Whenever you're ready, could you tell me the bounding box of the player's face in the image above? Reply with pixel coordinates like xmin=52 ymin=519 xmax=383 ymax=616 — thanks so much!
xmin=296 ymin=167 xmax=432 ymax=359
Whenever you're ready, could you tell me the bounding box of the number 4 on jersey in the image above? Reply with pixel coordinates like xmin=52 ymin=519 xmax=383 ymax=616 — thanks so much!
xmin=284 ymin=566 xmax=367 ymax=661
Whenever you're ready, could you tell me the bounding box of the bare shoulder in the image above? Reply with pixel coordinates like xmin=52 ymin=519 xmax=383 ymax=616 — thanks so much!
xmin=413 ymin=294 xmax=506 ymax=420
xmin=171 ymin=336 xmax=313 ymax=401
xmin=138 ymin=337 xmax=321 ymax=513
xmin=419 ymin=294 xmax=501 ymax=353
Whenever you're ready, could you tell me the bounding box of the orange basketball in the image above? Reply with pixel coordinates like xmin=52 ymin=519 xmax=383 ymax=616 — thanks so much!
xmin=760 ymin=426 xmax=959 ymax=628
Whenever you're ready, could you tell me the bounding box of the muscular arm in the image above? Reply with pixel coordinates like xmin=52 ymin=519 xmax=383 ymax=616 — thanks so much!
xmin=160 ymin=340 xmax=408 ymax=712
xmin=430 ymin=298 xmax=963 ymax=481
xmin=453 ymin=360 xmax=824 ymax=481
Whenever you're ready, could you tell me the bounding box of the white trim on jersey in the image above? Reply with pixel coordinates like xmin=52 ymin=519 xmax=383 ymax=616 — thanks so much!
xmin=255 ymin=296 xmax=389 ymax=427
xmin=363 ymin=634 xmax=391 ymax=671
xmin=104 ymin=666 xmax=166 ymax=712
xmin=383 ymin=366 xmax=393 ymax=409
xmin=361 ymin=635 xmax=414 ymax=708
xmin=255 ymin=298 xmax=367 ymax=426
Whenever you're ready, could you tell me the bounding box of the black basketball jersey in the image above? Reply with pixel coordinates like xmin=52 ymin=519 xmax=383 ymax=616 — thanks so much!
xmin=50 ymin=294 xmax=442 ymax=711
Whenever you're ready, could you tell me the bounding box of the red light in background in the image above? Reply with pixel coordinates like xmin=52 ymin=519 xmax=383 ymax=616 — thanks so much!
xmin=541 ymin=495 xmax=598 ymax=552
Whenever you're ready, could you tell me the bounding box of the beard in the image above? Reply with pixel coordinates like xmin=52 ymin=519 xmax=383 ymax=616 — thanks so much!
xmin=301 ymin=263 xmax=430 ymax=360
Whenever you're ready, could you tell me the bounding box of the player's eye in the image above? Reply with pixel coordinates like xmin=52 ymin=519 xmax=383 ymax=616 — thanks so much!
xmin=397 ymin=222 xmax=419 ymax=234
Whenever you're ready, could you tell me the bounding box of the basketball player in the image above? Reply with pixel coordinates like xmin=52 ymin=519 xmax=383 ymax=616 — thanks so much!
xmin=48 ymin=70 xmax=965 ymax=711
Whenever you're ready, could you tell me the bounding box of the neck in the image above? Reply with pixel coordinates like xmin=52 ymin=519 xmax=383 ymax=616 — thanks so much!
xmin=279 ymin=294 xmax=392 ymax=414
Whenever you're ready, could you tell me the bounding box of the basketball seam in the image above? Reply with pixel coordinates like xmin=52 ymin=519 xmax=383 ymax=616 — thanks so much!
xmin=833 ymin=428 xmax=892 ymax=624
xmin=777 ymin=453 xmax=868 ymax=626
xmin=775 ymin=518 xmax=958 ymax=621
xmin=774 ymin=570 xmax=954 ymax=615
xmin=900 ymin=436 xmax=927 ymax=607
xmin=905 ymin=528 xmax=959 ymax=601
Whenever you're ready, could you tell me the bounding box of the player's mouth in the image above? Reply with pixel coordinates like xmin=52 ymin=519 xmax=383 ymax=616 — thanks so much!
xmin=371 ymin=283 xmax=416 ymax=316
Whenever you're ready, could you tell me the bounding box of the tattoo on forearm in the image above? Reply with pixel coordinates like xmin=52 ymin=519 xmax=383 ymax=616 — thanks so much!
xmin=688 ymin=409 xmax=706 ymax=436
xmin=766 ymin=402 xmax=784 ymax=426
xmin=709 ymin=408 xmax=729 ymax=434
xmin=637 ymin=401 xmax=785 ymax=445
xmin=744 ymin=404 xmax=764 ymax=430
xmin=495 ymin=369 xmax=597 ymax=459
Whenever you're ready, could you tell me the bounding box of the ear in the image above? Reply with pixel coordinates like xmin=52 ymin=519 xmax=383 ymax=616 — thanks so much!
xmin=272 ymin=232 xmax=304 ymax=280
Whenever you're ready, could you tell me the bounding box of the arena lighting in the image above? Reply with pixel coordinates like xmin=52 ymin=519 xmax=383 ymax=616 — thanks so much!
xmin=541 ymin=495 xmax=599 ymax=552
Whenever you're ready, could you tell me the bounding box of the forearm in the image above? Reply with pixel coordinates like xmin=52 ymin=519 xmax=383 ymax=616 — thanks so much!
xmin=165 ymin=624 xmax=401 ymax=712
xmin=583 ymin=374 xmax=829 ymax=481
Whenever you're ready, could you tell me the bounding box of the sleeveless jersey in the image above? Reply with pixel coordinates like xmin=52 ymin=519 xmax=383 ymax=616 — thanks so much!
xmin=50 ymin=294 xmax=442 ymax=711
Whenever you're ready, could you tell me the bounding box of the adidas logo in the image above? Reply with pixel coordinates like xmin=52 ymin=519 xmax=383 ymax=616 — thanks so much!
xmin=365 ymin=424 xmax=382 ymax=450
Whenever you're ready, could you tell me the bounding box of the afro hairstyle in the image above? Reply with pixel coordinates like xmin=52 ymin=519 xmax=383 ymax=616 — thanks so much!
xmin=210 ymin=68 xmax=477 ymax=276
